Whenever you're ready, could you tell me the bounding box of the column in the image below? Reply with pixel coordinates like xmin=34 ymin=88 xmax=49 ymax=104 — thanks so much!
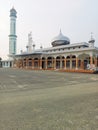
xmin=76 ymin=57 xmax=78 ymax=70
xmin=81 ymin=60 xmax=84 ymax=69
xmin=52 ymin=58 xmax=54 ymax=69
xmin=70 ymin=59 xmax=72 ymax=69
xmin=94 ymin=57 xmax=97 ymax=67
xmin=26 ymin=58 xmax=28 ymax=68
xmin=45 ymin=59 xmax=47 ymax=69
xmin=60 ymin=57 xmax=62 ymax=69
xmin=64 ymin=58 xmax=66 ymax=69
xmin=32 ymin=59 xmax=34 ymax=69
xmin=40 ymin=59 xmax=42 ymax=69
xmin=90 ymin=56 xmax=93 ymax=65
xmin=21 ymin=59 xmax=23 ymax=68
xmin=53 ymin=58 xmax=56 ymax=69
xmin=23 ymin=59 xmax=25 ymax=68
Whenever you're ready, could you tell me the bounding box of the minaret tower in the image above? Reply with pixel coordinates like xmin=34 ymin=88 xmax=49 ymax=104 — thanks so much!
xmin=9 ymin=7 xmax=17 ymax=55
xmin=88 ymin=32 xmax=95 ymax=47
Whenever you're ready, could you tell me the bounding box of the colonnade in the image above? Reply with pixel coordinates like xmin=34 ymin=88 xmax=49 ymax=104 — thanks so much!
xmin=15 ymin=54 xmax=98 ymax=70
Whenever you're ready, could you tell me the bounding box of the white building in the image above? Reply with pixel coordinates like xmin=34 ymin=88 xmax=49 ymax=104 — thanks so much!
xmin=14 ymin=31 xmax=98 ymax=73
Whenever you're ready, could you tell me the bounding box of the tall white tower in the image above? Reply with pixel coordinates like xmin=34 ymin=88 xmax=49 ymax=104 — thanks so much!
xmin=9 ymin=7 xmax=17 ymax=55
xmin=26 ymin=32 xmax=33 ymax=53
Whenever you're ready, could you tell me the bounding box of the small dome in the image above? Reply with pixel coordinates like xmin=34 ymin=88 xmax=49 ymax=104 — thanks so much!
xmin=51 ymin=30 xmax=70 ymax=47
xmin=10 ymin=7 xmax=17 ymax=17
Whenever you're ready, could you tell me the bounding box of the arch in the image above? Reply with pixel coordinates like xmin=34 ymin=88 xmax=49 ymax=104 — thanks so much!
xmin=47 ymin=57 xmax=52 ymax=60
xmin=42 ymin=57 xmax=46 ymax=60
xmin=41 ymin=57 xmax=46 ymax=69
xmin=47 ymin=56 xmax=54 ymax=69
xmin=23 ymin=58 xmax=26 ymax=61
xmin=56 ymin=56 xmax=60 ymax=69
xmin=56 ymin=56 xmax=60 ymax=59
xmin=34 ymin=58 xmax=39 ymax=60
xmin=66 ymin=56 xmax=70 ymax=59
xmin=34 ymin=58 xmax=39 ymax=68
xmin=62 ymin=56 xmax=65 ymax=59
xmin=78 ymin=53 xmax=90 ymax=60
xmin=23 ymin=58 xmax=26 ymax=67
xmin=28 ymin=58 xmax=32 ymax=60
xmin=72 ymin=55 xmax=76 ymax=58
xmin=28 ymin=58 xmax=32 ymax=67
xmin=71 ymin=55 xmax=76 ymax=69
xmin=78 ymin=53 xmax=90 ymax=69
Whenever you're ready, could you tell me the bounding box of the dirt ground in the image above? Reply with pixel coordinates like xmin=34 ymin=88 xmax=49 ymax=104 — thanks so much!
xmin=0 ymin=68 xmax=98 ymax=130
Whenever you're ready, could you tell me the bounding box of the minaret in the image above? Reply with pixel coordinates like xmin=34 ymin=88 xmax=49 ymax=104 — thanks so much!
xmin=9 ymin=7 xmax=17 ymax=55
xmin=26 ymin=32 xmax=33 ymax=53
xmin=89 ymin=32 xmax=95 ymax=47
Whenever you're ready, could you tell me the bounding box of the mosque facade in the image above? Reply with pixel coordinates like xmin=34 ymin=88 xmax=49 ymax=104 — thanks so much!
xmin=14 ymin=30 xmax=98 ymax=73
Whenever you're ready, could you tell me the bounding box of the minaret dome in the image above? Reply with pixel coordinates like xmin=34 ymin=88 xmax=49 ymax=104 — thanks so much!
xmin=10 ymin=7 xmax=17 ymax=17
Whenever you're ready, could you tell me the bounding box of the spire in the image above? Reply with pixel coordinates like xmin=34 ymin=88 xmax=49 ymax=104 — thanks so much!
xmin=89 ymin=32 xmax=95 ymax=43
xmin=88 ymin=32 xmax=95 ymax=47
xmin=90 ymin=32 xmax=93 ymax=40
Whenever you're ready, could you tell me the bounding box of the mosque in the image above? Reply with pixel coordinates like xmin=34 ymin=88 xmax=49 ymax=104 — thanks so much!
xmin=2 ymin=7 xmax=98 ymax=73
xmin=15 ymin=31 xmax=98 ymax=73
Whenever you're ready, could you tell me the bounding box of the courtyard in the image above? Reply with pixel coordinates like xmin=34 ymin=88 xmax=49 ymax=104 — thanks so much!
xmin=0 ymin=68 xmax=98 ymax=130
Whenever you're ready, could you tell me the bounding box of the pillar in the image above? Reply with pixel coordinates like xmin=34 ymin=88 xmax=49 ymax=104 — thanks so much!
xmin=94 ymin=57 xmax=97 ymax=67
xmin=32 ymin=59 xmax=34 ymax=69
xmin=70 ymin=60 xmax=72 ymax=69
xmin=76 ymin=57 xmax=78 ymax=70
xmin=60 ymin=57 xmax=62 ymax=69
xmin=53 ymin=58 xmax=56 ymax=69
xmin=90 ymin=56 xmax=93 ymax=65
xmin=45 ymin=59 xmax=47 ymax=69
xmin=64 ymin=58 xmax=66 ymax=69
xmin=26 ymin=58 xmax=28 ymax=68
xmin=40 ymin=59 xmax=42 ymax=69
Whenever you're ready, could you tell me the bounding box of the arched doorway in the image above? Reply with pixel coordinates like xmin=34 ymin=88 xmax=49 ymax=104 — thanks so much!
xmin=47 ymin=56 xmax=54 ymax=69
xmin=34 ymin=58 xmax=39 ymax=68
xmin=78 ymin=53 xmax=90 ymax=69
xmin=72 ymin=55 xmax=76 ymax=69
xmin=28 ymin=58 xmax=32 ymax=68
xmin=23 ymin=58 xmax=26 ymax=68
xmin=62 ymin=56 xmax=65 ymax=69
xmin=56 ymin=56 xmax=60 ymax=69
xmin=42 ymin=57 xmax=46 ymax=69
xmin=66 ymin=56 xmax=70 ymax=69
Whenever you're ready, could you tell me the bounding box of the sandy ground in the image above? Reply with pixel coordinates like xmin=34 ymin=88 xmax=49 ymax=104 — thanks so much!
xmin=0 ymin=68 xmax=98 ymax=130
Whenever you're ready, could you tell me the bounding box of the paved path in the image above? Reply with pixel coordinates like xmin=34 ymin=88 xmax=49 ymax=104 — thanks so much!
xmin=0 ymin=68 xmax=98 ymax=92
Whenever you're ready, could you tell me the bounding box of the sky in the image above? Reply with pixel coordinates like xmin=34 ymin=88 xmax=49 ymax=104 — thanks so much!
xmin=0 ymin=0 xmax=98 ymax=59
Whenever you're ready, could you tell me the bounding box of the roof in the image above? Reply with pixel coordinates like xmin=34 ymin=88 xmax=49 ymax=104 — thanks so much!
xmin=51 ymin=30 xmax=70 ymax=44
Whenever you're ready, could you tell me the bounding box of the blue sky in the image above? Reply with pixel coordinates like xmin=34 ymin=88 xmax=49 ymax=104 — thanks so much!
xmin=0 ymin=0 xmax=98 ymax=59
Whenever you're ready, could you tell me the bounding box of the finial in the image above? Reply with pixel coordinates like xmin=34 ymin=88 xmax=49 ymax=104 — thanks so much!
xmin=89 ymin=32 xmax=95 ymax=44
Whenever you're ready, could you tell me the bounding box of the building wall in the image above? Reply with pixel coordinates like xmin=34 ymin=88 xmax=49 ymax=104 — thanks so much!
xmin=14 ymin=50 xmax=98 ymax=72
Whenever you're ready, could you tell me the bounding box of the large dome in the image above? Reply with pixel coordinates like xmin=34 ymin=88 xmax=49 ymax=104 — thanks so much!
xmin=51 ymin=30 xmax=70 ymax=47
